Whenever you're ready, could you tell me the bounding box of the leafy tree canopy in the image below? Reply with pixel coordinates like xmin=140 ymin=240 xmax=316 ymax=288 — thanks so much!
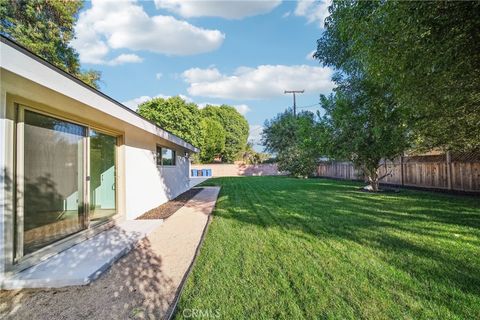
xmin=263 ymin=110 xmax=320 ymax=178
xmin=315 ymin=0 xmax=480 ymax=151
xmin=318 ymin=76 xmax=410 ymax=191
xmin=0 ymin=0 xmax=101 ymax=88
xmin=242 ymin=142 xmax=271 ymax=165
xmin=138 ymin=98 xmax=249 ymax=164
xmin=201 ymin=105 xmax=249 ymax=163
xmin=138 ymin=96 xmax=202 ymax=146
xmin=199 ymin=118 xmax=226 ymax=163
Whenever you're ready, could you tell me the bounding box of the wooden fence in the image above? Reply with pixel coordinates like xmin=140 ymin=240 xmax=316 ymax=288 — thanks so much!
xmin=316 ymin=153 xmax=480 ymax=193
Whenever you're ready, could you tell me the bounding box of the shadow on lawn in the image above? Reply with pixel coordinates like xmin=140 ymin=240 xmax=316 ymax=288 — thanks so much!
xmin=0 ymin=237 xmax=175 ymax=319
xmin=214 ymin=178 xmax=480 ymax=299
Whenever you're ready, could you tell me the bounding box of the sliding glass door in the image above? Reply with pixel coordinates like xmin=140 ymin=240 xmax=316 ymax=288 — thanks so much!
xmin=89 ymin=130 xmax=116 ymax=224
xmin=16 ymin=107 xmax=118 ymax=259
xmin=21 ymin=110 xmax=86 ymax=255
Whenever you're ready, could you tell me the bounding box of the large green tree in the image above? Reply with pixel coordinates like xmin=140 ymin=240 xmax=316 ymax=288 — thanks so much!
xmin=138 ymin=98 xmax=249 ymax=164
xmin=201 ymin=105 xmax=249 ymax=163
xmin=198 ymin=118 xmax=226 ymax=163
xmin=315 ymin=0 xmax=480 ymax=151
xmin=263 ymin=110 xmax=319 ymax=178
xmin=0 ymin=0 xmax=101 ymax=88
xmin=138 ymin=96 xmax=202 ymax=146
xmin=318 ymin=76 xmax=409 ymax=191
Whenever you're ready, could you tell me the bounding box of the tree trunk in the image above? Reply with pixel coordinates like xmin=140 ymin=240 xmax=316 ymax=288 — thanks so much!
xmin=365 ymin=167 xmax=380 ymax=192
xmin=369 ymin=176 xmax=380 ymax=192
xmin=359 ymin=162 xmax=382 ymax=192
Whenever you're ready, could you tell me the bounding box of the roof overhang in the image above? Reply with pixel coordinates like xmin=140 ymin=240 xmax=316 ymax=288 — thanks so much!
xmin=0 ymin=36 xmax=199 ymax=153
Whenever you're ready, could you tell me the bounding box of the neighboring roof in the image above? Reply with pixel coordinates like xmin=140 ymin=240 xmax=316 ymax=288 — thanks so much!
xmin=0 ymin=35 xmax=199 ymax=153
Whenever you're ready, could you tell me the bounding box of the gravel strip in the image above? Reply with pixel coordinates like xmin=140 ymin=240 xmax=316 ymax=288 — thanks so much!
xmin=136 ymin=188 xmax=203 ymax=220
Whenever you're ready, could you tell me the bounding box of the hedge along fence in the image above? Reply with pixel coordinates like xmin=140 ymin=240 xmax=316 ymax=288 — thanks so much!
xmin=316 ymin=152 xmax=480 ymax=192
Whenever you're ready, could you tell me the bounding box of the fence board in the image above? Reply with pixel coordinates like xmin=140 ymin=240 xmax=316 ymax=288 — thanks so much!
xmin=316 ymin=155 xmax=480 ymax=192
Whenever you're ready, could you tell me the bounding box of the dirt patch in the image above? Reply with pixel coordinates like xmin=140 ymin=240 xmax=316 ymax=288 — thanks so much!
xmin=136 ymin=188 xmax=203 ymax=220
xmin=358 ymin=186 xmax=401 ymax=193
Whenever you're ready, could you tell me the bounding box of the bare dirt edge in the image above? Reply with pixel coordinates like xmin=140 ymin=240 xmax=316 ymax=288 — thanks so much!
xmin=136 ymin=188 xmax=203 ymax=220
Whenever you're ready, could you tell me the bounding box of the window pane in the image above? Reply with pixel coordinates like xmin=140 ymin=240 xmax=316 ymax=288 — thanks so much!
xmin=23 ymin=110 xmax=86 ymax=255
xmin=89 ymin=130 xmax=116 ymax=224
xmin=162 ymin=148 xmax=175 ymax=166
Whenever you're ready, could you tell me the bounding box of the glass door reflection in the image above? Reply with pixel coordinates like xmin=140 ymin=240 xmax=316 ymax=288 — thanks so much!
xmin=89 ymin=130 xmax=117 ymax=223
xmin=22 ymin=110 xmax=86 ymax=255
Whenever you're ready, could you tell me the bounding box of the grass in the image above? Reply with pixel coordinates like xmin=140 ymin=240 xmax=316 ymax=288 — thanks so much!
xmin=176 ymin=176 xmax=480 ymax=319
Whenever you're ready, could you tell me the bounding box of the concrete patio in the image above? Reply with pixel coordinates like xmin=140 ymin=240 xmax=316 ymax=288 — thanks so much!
xmin=1 ymin=220 xmax=163 ymax=289
xmin=0 ymin=186 xmax=220 ymax=314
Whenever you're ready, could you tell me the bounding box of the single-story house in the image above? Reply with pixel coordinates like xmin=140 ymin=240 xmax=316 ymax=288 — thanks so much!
xmin=0 ymin=35 xmax=199 ymax=283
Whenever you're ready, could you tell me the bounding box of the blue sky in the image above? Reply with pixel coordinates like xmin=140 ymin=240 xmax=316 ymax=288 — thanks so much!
xmin=73 ymin=0 xmax=333 ymax=150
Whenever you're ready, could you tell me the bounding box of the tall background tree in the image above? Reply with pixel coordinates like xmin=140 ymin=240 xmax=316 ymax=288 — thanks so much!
xmin=315 ymin=0 xmax=480 ymax=152
xmin=201 ymin=105 xmax=249 ymax=163
xmin=138 ymin=96 xmax=202 ymax=147
xmin=318 ymin=77 xmax=409 ymax=191
xmin=138 ymin=97 xmax=249 ymax=164
xmin=309 ymin=0 xmax=479 ymax=191
xmin=198 ymin=118 xmax=226 ymax=163
xmin=263 ymin=110 xmax=319 ymax=178
xmin=0 ymin=0 xmax=101 ymax=88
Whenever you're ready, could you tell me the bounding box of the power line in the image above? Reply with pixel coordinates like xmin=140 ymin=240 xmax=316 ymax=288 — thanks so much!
xmin=296 ymin=102 xmax=321 ymax=110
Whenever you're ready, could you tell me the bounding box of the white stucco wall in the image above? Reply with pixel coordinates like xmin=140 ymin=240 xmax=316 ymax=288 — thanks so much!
xmin=0 ymin=88 xmax=6 ymax=276
xmin=124 ymin=127 xmax=191 ymax=220
xmin=0 ymin=37 xmax=198 ymax=274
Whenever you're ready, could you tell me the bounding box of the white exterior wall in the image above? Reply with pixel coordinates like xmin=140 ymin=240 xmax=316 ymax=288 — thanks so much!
xmin=124 ymin=134 xmax=190 ymax=219
xmin=0 ymin=37 xmax=197 ymax=274
xmin=0 ymin=86 xmax=7 ymax=275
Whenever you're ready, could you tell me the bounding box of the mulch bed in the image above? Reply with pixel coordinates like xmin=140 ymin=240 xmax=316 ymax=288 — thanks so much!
xmin=136 ymin=188 xmax=203 ymax=220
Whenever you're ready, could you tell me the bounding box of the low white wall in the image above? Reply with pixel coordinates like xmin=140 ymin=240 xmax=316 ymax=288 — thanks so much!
xmin=124 ymin=129 xmax=191 ymax=220
xmin=191 ymin=163 xmax=283 ymax=177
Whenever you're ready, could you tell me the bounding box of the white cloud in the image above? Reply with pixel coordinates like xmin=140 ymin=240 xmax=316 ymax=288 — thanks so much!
xmin=178 ymin=94 xmax=194 ymax=103
xmin=305 ymin=50 xmax=316 ymax=61
xmin=295 ymin=0 xmax=331 ymax=28
xmin=182 ymin=67 xmax=223 ymax=82
xmin=189 ymin=102 xmax=250 ymax=115
xmin=155 ymin=72 xmax=163 ymax=80
xmin=182 ymin=65 xmax=335 ymax=99
xmin=123 ymin=93 xmax=251 ymax=117
xmin=282 ymin=11 xmax=291 ymax=18
xmin=106 ymin=53 xmax=143 ymax=66
xmin=197 ymin=102 xmax=218 ymax=109
xmin=234 ymin=104 xmax=251 ymax=115
xmin=154 ymin=0 xmax=281 ymax=19
xmin=122 ymin=95 xmax=156 ymax=110
xmin=248 ymin=124 xmax=263 ymax=145
xmin=122 ymin=93 xmax=192 ymax=111
xmin=72 ymin=0 xmax=225 ymax=64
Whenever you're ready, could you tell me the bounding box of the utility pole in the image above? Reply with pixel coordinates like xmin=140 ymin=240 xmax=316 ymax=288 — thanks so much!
xmin=284 ymin=90 xmax=304 ymax=116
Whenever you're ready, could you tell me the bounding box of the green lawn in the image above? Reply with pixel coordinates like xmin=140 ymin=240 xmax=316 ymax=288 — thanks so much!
xmin=176 ymin=177 xmax=480 ymax=319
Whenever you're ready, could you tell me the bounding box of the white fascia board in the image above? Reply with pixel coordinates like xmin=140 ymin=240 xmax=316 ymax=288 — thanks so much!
xmin=0 ymin=39 xmax=199 ymax=153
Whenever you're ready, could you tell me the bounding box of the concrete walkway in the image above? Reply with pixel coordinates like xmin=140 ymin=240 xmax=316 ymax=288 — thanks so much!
xmin=0 ymin=186 xmax=221 ymax=320
xmin=1 ymin=220 xmax=164 ymax=289
xmin=189 ymin=176 xmax=210 ymax=188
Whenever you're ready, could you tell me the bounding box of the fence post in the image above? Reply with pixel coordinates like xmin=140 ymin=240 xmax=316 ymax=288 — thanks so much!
xmin=446 ymin=151 xmax=452 ymax=190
